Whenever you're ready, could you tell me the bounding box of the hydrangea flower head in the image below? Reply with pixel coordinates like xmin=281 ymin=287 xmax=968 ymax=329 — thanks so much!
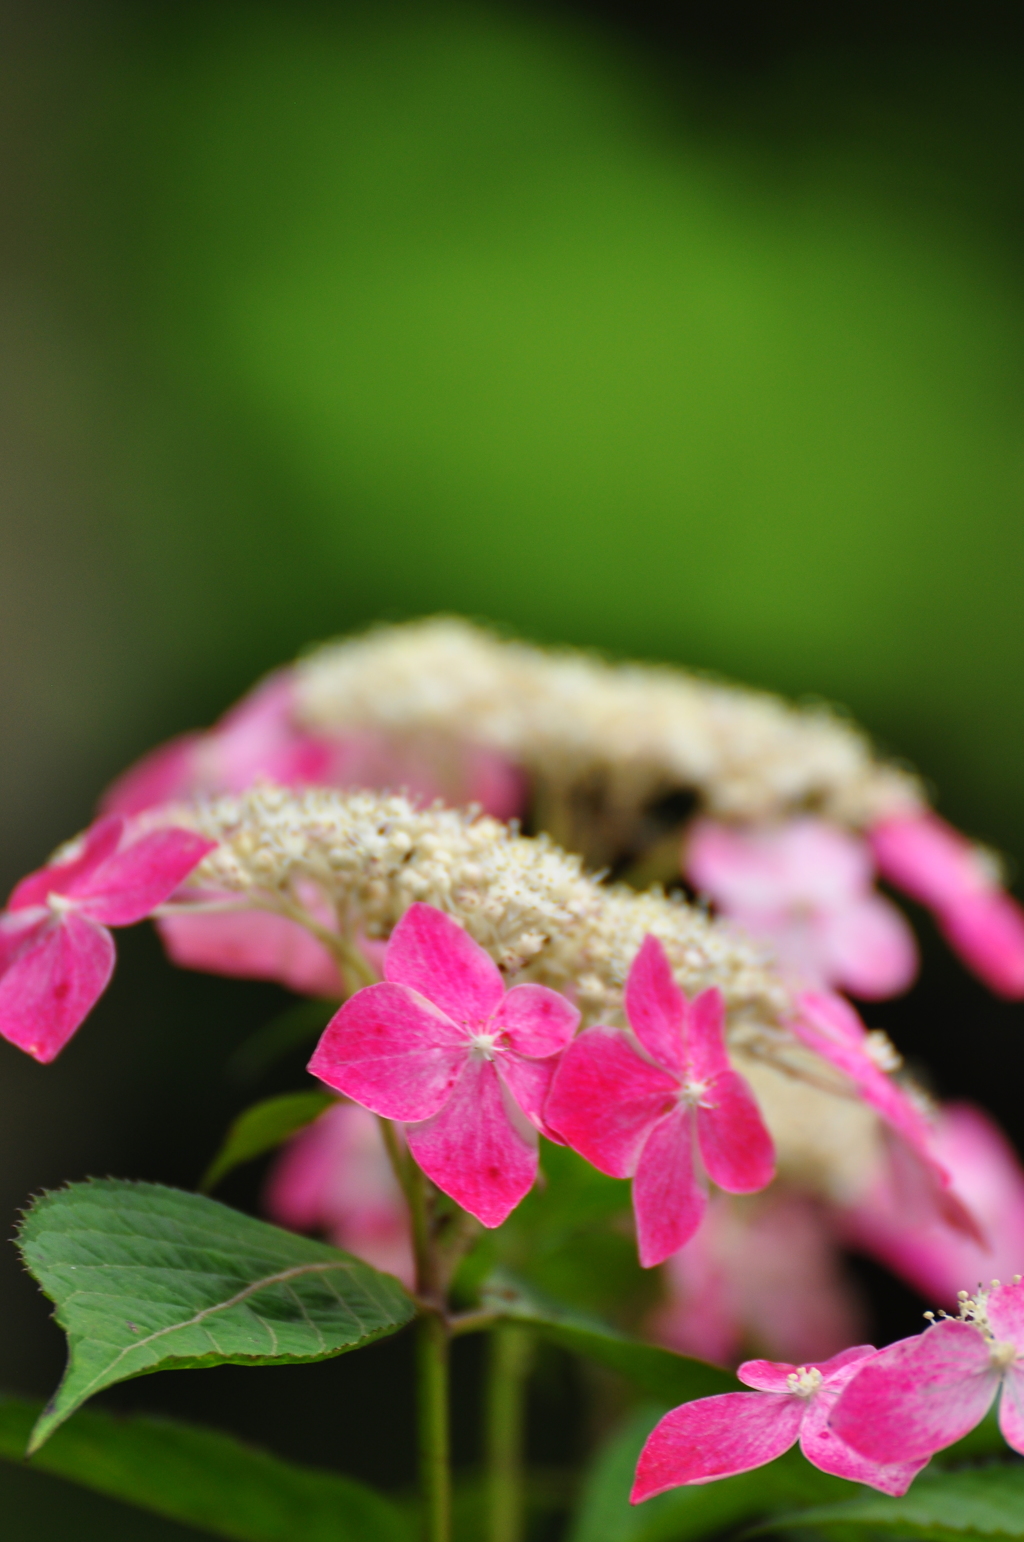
xmin=831 ymin=1278 xmax=1024 ymax=1464
xmin=632 ymin=1346 xmax=928 ymax=1500
xmin=545 ymin=935 xmax=775 ymax=1267
xmin=0 ymin=815 xmax=214 ymax=1061
xmin=686 ymin=817 xmax=917 ymax=999
xmin=308 ymin=903 xmax=579 ymax=1227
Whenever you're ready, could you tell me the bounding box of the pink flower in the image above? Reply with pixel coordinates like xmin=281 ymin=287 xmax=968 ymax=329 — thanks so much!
xmin=839 ymin=1104 xmax=1024 ymax=1311
xmin=0 ymin=815 xmax=215 ymax=1062
xmin=650 ymin=1190 xmax=866 ymax=1369
xmin=686 ymin=818 xmax=917 ymax=999
xmin=544 ymin=935 xmax=775 ymax=1268
xmin=831 ymin=1280 xmax=1024 ymax=1464
xmin=632 ymin=1346 xmax=928 ymax=1500
xmin=265 ymin=1101 xmax=413 ymax=1288
xmin=870 ymin=811 xmax=1024 ymax=998
xmin=307 ymin=904 xmax=579 ymax=1227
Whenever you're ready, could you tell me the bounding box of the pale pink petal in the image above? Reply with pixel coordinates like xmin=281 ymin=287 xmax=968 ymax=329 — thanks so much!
xmin=870 ymin=812 xmax=983 ymax=911
xmin=544 ymin=1027 xmax=677 ymax=1178
xmin=631 ymin=1392 xmax=804 ymax=1498
xmin=406 ymin=1057 xmax=537 ymax=1227
xmin=830 ymin=1320 xmax=999 ymax=1464
xmin=0 ymin=913 xmax=115 ymax=1062
xmin=686 ymin=987 xmax=731 ymax=1084
xmin=633 ymin=1105 xmax=704 ymax=1268
xmin=817 ymin=895 xmax=918 ymax=1000
xmin=384 ymin=904 xmax=504 ymax=1027
xmin=158 ymin=908 xmax=342 ymax=995
xmin=77 ymin=828 xmax=216 ymax=925
xmin=687 ymin=821 xmax=790 ymax=913
xmin=778 ymin=820 xmax=875 ymax=906
xmin=739 ymin=1346 xmax=875 ymax=1392
xmin=998 ymin=1366 xmax=1024 ymax=1456
xmin=9 ymin=815 xmax=126 ymax=910
xmin=624 ymin=935 xmax=686 ymax=1075
xmin=308 ymin=983 xmax=467 ymax=1121
xmin=99 ymin=733 xmax=203 ymax=815
xmin=496 ymin=1052 xmax=561 ymax=1137
xmin=688 ymin=819 xmax=871 ymax=915
xmin=491 ymin=983 xmax=578 ymax=1057
xmin=939 ymin=891 xmax=1024 ymax=999
xmin=801 ymin=1358 xmax=928 ymax=1494
xmin=697 ymin=1070 xmax=775 ymax=1194
xmin=981 ymin=1281 xmax=1024 ymax=1350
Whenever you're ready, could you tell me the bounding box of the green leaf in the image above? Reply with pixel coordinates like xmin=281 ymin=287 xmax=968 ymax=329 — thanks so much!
xmin=569 ymin=1406 xmax=857 ymax=1542
xmin=228 ymin=1000 xmax=339 ymax=1086
xmin=0 ymin=1393 xmax=409 ymax=1542
xmin=756 ymin=1463 xmax=1024 ymax=1539
xmin=200 ymin=1090 xmax=337 ymax=1192
xmin=480 ymin=1274 xmax=735 ymax=1404
xmin=18 ymin=1179 xmax=416 ymax=1452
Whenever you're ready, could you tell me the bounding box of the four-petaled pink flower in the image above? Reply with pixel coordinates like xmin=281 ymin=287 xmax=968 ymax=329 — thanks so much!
xmin=307 ymin=904 xmax=579 ymax=1227
xmin=544 ymin=935 xmax=775 ymax=1267
xmin=0 ymin=815 xmax=215 ymax=1062
xmin=686 ymin=818 xmax=917 ymax=999
xmin=870 ymin=811 xmax=1024 ymax=998
xmin=831 ymin=1279 xmax=1024 ymax=1465
xmin=632 ymin=1347 xmax=928 ymax=1501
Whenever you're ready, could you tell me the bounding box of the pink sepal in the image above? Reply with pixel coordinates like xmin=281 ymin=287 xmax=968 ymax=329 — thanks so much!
xmin=799 ymin=1356 xmax=928 ymax=1494
xmin=697 ymin=1070 xmax=775 ymax=1194
xmin=624 ymin=934 xmax=686 ymax=1074
xmin=72 ymin=828 xmax=217 ymax=926
xmin=631 ymin=1393 xmax=804 ymax=1497
xmin=544 ymin=1026 xmax=677 ymax=1178
xmin=384 ymin=904 xmax=504 ymax=1025
xmin=830 ymin=1319 xmax=999 ymax=1464
xmin=9 ymin=816 xmax=124 ymax=909
xmin=158 ymin=907 xmax=343 ymax=996
xmin=492 ymin=983 xmax=579 ymax=1057
xmin=687 ymin=989 xmax=731 ymax=1084
xmin=99 ymin=733 xmax=204 ymax=816
xmin=309 ymin=983 xmax=466 ymax=1121
xmin=0 ymin=911 xmax=115 ymax=1062
xmin=634 ymin=1106 xmax=703 ymax=1266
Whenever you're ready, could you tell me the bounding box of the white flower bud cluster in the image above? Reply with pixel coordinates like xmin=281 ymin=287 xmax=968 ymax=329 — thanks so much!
xmin=296 ymin=618 xmax=922 ymax=830
xmin=168 ymin=784 xmax=885 ymax=1201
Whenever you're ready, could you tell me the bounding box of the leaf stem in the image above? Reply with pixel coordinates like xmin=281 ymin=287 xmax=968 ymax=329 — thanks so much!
xmin=486 ymin=1324 xmax=533 ymax=1542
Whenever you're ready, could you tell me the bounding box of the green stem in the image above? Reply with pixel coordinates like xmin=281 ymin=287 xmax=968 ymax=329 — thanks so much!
xmin=486 ymin=1325 xmax=533 ymax=1542
xmin=417 ymin=1305 xmax=452 ymax=1542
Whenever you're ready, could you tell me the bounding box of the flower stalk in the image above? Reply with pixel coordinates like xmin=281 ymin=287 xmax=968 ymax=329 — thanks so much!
xmin=486 ymin=1324 xmax=533 ymax=1542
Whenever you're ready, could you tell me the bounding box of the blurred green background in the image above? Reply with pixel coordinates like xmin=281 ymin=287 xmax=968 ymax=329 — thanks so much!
xmin=4 ymin=2 xmax=1024 ymax=1533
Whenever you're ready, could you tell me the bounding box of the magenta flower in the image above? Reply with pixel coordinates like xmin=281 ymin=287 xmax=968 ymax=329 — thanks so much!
xmin=307 ymin=903 xmax=579 ymax=1227
xmin=544 ymin=935 xmax=775 ymax=1268
xmin=839 ymin=1103 xmax=1024 ymax=1311
xmin=686 ymin=818 xmax=917 ymax=999
xmin=265 ymin=1101 xmax=414 ymax=1288
xmin=633 ymin=1346 xmax=928 ymax=1500
xmin=831 ymin=1280 xmax=1024 ymax=1465
xmin=870 ymin=811 xmax=1024 ymax=998
xmin=0 ymin=815 xmax=214 ymax=1062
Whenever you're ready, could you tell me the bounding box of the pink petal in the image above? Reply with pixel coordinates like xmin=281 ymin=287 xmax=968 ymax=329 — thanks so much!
xmin=686 ymin=987 xmax=731 ymax=1083
xmin=870 ymin=812 xmax=983 ymax=911
xmin=801 ymin=1357 xmax=929 ymax=1494
xmin=631 ymin=1392 xmax=804 ymax=1498
xmin=77 ymin=828 xmax=216 ymax=925
xmin=308 ymin=982 xmax=467 ymax=1121
xmin=491 ymin=983 xmax=579 ymax=1057
xmin=544 ymin=1027 xmax=678 ymax=1178
xmin=633 ymin=1105 xmax=704 ymax=1267
xmin=99 ymin=733 xmax=204 ymax=815
xmin=624 ymin=935 xmax=686 ymax=1075
xmin=0 ymin=912 xmax=115 ymax=1062
xmin=158 ymin=908 xmax=342 ymax=996
xmin=9 ymin=815 xmax=125 ymax=910
xmin=998 ymin=1366 xmax=1024 ymax=1456
xmin=496 ymin=1052 xmax=562 ymax=1138
xmin=981 ymin=1280 xmax=1024 ymax=1349
xmin=938 ymin=891 xmax=1024 ymax=999
xmin=697 ymin=1070 xmax=775 ymax=1194
xmin=384 ymin=904 xmax=504 ymax=1028
xmin=688 ymin=818 xmax=871 ymax=914
xmin=738 ymin=1347 xmax=876 ymax=1392
xmin=406 ymin=1056 xmax=537 ymax=1227
xmin=830 ymin=1320 xmax=999 ymax=1464
xmin=817 ymin=895 xmax=918 ymax=1000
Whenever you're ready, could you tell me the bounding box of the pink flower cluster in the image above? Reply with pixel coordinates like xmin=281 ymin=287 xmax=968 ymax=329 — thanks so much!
xmin=634 ymin=1275 xmax=1024 ymax=1501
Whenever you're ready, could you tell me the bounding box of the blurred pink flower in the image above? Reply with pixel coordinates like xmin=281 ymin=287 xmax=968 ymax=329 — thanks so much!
xmin=265 ymin=1101 xmax=413 ymax=1288
xmin=546 ymin=935 xmax=775 ymax=1267
xmin=309 ymin=903 xmax=579 ymax=1227
xmin=649 ymin=1190 xmax=865 ymax=1369
xmin=832 ymin=1279 xmax=1024 ymax=1464
xmin=870 ymin=811 xmax=1024 ymax=998
xmin=0 ymin=815 xmax=214 ymax=1061
xmin=839 ymin=1103 xmax=1024 ymax=1308
xmin=686 ymin=818 xmax=917 ymax=999
xmin=633 ymin=1346 xmax=926 ymax=1500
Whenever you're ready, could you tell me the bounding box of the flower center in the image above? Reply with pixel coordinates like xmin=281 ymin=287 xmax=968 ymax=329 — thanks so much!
xmin=681 ymin=1076 xmax=713 ymax=1109
xmin=990 ymin=1340 xmax=1019 ymax=1371
xmin=785 ymin=1367 xmax=823 ymax=1398
xmin=468 ymin=1032 xmax=501 ymax=1061
xmin=46 ymin=892 xmax=76 ymax=916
